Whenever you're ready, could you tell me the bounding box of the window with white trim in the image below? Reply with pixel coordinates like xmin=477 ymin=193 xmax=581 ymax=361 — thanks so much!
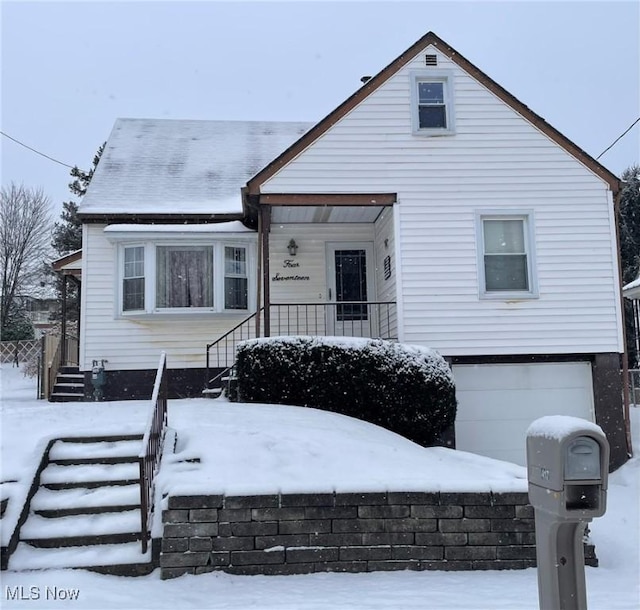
xmin=156 ymin=245 xmax=214 ymax=308
xmin=477 ymin=212 xmax=538 ymax=299
xmin=410 ymin=70 xmax=455 ymax=135
xmin=118 ymin=241 xmax=254 ymax=315
xmin=123 ymin=246 xmax=145 ymax=311
xmin=224 ymin=246 xmax=248 ymax=310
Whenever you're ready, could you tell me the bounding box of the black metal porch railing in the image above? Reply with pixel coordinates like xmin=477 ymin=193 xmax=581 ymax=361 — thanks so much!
xmin=205 ymin=302 xmax=397 ymax=390
xmin=138 ymin=351 xmax=168 ymax=553
xmin=269 ymin=301 xmax=397 ymax=341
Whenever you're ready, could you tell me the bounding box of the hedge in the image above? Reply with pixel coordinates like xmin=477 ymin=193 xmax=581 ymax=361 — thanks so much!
xmin=234 ymin=336 xmax=457 ymax=446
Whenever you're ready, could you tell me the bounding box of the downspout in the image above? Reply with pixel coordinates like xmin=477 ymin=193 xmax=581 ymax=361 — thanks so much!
xmin=613 ymin=188 xmax=633 ymax=458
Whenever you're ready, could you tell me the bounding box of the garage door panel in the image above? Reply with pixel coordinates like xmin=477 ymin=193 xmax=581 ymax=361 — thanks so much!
xmin=456 ymin=419 xmax=530 ymax=459
xmin=455 ymin=387 xmax=593 ymax=420
xmin=454 ymin=362 xmax=592 ymax=391
xmin=453 ymin=362 xmax=594 ymax=466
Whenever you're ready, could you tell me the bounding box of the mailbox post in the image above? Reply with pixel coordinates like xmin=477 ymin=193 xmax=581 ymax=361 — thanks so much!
xmin=526 ymin=416 xmax=609 ymax=610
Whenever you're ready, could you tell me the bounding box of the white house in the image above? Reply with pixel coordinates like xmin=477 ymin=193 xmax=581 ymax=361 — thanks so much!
xmin=76 ymin=32 xmax=629 ymax=468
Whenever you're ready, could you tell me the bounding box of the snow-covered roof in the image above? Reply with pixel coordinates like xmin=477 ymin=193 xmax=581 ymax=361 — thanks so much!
xmin=623 ymin=276 xmax=640 ymax=299
xmin=79 ymin=118 xmax=312 ymax=216
xmin=104 ymin=221 xmax=254 ymax=235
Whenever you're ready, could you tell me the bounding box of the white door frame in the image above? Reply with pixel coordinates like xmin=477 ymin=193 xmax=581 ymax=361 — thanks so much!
xmin=326 ymin=242 xmax=376 ymax=337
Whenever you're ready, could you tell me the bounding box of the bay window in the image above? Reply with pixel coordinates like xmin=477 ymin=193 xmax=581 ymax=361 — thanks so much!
xmin=117 ymin=240 xmax=254 ymax=315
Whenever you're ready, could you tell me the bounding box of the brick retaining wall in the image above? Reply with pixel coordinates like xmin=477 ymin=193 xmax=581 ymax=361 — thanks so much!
xmin=160 ymin=491 xmax=597 ymax=579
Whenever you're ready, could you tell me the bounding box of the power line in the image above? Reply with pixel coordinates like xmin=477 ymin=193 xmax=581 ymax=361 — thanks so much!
xmin=597 ymin=117 xmax=640 ymax=160
xmin=0 ymin=130 xmax=77 ymax=169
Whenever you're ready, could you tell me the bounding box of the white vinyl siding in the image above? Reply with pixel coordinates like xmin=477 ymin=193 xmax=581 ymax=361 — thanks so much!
xmin=79 ymin=225 xmax=257 ymax=371
xmin=259 ymin=46 xmax=622 ymax=356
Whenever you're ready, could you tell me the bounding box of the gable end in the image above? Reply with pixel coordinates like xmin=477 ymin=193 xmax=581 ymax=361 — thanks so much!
xmin=247 ymin=32 xmax=621 ymax=196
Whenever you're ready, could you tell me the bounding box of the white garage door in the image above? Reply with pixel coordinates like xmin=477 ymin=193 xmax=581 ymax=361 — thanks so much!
xmin=453 ymin=362 xmax=594 ymax=466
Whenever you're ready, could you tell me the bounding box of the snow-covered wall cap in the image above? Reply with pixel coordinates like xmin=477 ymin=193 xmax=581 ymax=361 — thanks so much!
xmin=526 ymin=415 xmax=604 ymax=441
xmin=104 ymin=221 xmax=255 ymax=234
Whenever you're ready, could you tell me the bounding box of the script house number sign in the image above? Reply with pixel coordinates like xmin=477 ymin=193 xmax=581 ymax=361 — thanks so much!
xmin=272 ymin=259 xmax=310 ymax=282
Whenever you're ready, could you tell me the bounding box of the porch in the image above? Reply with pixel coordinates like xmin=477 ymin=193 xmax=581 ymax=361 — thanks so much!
xmin=206 ymin=193 xmax=399 ymax=389
xmin=206 ymin=301 xmax=397 ymax=390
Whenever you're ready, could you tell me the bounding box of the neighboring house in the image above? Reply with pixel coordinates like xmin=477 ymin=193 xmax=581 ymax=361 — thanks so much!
xmin=14 ymin=282 xmax=58 ymax=335
xmin=76 ymin=32 xmax=629 ymax=469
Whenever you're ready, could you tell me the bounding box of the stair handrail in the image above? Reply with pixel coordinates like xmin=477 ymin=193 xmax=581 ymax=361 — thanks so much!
xmin=205 ymin=308 xmax=263 ymax=389
xmin=138 ymin=351 xmax=168 ymax=554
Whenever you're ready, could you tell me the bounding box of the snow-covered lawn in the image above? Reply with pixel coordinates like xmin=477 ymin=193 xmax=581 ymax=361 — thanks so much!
xmin=1 ymin=363 xmax=639 ymax=609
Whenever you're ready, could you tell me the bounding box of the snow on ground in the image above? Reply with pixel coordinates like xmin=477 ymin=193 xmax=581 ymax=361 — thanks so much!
xmin=1 ymin=363 xmax=639 ymax=609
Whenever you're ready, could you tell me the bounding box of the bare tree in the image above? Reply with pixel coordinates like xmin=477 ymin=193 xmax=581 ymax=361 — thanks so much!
xmin=0 ymin=183 xmax=52 ymax=333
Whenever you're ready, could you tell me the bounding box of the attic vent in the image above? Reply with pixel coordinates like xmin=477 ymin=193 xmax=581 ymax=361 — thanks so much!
xmin=425 ymin=54 xmax=438 ymax=66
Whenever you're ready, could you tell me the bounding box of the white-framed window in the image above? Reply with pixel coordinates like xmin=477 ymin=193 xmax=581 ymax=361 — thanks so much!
xmin=116 ymin=240 xmax=255 ymax=315
xmin=224 ymin=246 xmax=248 ymax=310
xmin=123 ymin=245 xmax=145 ymax=311
xmin=156 ymin=245 xmax=214 ymax=308
xmin=410 ymin=70 xmax=455 ymax=135
xmin=476 ymin=211 xmax=538 ymax=299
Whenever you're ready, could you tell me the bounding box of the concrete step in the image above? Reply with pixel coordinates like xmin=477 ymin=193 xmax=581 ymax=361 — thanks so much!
xmin=49 ymin=438 xmax=142 ymax=461
xmin=41 ymin=462 xmax=140 ymax=485
xmin=20 ymin=509 xmax=142 ymax=547
xmin=10 ymin=541 xmax=151 ymax=571
xmin=53 ymin=382 xmax=84 ymax=390
xmin=49 ymin=393 xmax=87 ymax=403
xmin=56 ymin=374 xmax=84 ymax=383
xmin=31 ymin=484 xmax=141 ymax=512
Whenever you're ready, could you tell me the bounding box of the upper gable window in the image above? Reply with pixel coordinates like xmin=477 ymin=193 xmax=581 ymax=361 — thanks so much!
xmin=410 ymin=70 xmax=455 ymax=136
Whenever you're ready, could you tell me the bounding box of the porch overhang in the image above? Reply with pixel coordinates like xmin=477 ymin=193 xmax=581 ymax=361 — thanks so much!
xmin=247 ymin=192 xmax=396 ymax=225
xmin=623 ymin=277 xmax=640 ymax=300
xmin=52 ymin=249 xmax=82 ymax=278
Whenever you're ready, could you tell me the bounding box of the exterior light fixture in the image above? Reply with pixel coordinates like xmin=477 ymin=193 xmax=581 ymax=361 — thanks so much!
xmin=287 ymin=239 xmax=298 ymax=256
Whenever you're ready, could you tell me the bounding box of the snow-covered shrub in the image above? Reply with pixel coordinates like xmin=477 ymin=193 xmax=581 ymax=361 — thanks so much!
xmin=234 ymin=336 xmax=456 ymax=446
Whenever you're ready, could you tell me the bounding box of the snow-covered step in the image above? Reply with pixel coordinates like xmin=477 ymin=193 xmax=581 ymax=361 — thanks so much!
xmin=49 ymin=439 xmax=142 ymax=460
xmin=40 ymin=462 xmax=140 ymax=487
xmin=21 ymin=509 xmax=142 ymax=540
xmin=31 ymin=484 xmax=140 ymax=511
xmin=9 ymin=541 xmax=151 ymax=570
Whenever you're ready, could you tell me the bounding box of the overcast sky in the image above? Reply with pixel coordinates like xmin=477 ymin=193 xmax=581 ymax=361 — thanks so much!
xmin=1 ymin=0 xmax=639 ymax=217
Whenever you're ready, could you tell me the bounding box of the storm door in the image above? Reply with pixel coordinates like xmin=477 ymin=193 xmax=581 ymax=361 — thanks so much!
xmin=326 ymin=242 xmax=376 ymax=337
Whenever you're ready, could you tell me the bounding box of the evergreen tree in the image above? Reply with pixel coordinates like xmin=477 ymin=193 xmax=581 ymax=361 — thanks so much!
xmin=51 ymin=201 xmax=82 ymax=255
xmin=50 ymin=144 xmax=104 ymax=323
xmin=619 ymin=165 xmax=640 ymax=284
xmin=618 ymin=165 xmax=640 ymax=368
xmin=52 ymin=143 xmax=104 ymax=256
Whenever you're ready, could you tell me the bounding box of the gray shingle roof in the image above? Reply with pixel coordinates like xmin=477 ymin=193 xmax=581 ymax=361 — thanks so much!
xmin=79 ymin=118 xmax=311 ymax=216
